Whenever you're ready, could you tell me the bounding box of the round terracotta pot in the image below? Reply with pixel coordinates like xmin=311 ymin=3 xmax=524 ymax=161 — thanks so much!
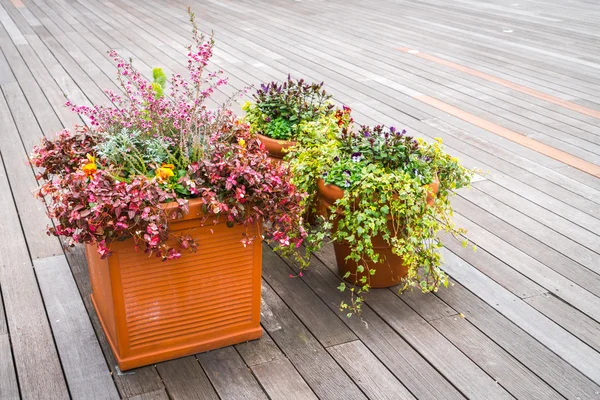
xmin=257 ymin=133 xmax=296 ymax=160
xmin=317 ymin=178 xmax=439 ymax=288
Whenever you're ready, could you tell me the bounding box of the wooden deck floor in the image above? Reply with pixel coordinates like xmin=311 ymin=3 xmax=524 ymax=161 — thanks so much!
xmin=1 ymin=0 xmax=600 ymax=398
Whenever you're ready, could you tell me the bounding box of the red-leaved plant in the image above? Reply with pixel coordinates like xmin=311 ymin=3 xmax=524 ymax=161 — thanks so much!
xmin=31 ymin=9 xmax=306 ymax=261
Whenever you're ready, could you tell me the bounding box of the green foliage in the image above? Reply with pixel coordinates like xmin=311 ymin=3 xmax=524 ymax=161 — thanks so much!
xmin=288 ymin=119 xmax=474 ymax=315
xmin=151 ymin=67 xmax=167 ymax=98
xmin=95 ymin=127 xmax=180 ymax=177
xmin=242 ymin=76 xmax=335 ymax=141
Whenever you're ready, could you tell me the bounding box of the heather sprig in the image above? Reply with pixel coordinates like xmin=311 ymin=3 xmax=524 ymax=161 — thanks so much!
xmin=32 ymin=9 xmax=307 ymax=263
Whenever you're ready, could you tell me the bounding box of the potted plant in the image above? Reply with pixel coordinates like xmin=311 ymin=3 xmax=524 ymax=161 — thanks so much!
xmin=289 ymin=123 xmax=473 ymax=314
xmin=242 ymin=76 xmax=335 ymax=160
xmin=30 ymin=10 xmax=306 ymax=370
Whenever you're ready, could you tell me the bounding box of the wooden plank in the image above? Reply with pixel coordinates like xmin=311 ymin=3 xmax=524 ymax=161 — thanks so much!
xmin=34 ymin=255 xmax=119 ymax=400
xmin=431 ymin=315 xmax=563 ymax=399
xmin=0 ymin=106 xmax=69 ymax=400
xmin=260 ymin=281 xmax=368 ymax=399
xmin=441 ymin=248 xmax=600 ymax=384
xmin=212 ymin=1 xmax=600 ymax=197
xmin=236 ymin=327 xmax=322 ymax=399
xmin=262 ymin=244 xmax=357 ymax=347
xmin=440 ymin=234 xmax=548 ymax=300
xmin=524 ymin=293 xmax=600 ymax=353
xmin=251 ymin=358 xmax=318 ymax=400
xmin=0 ymin=49 xmax=15 ymax=84
xmin=0 ymin=287 xmax=18 ymax=400
xmin=436 ymin=280 xmax=600 ymax=399
xmin=307 ymin=245 xmax=465 ymax=400
xmin=155 ymin=356 xmax=218 ymax=400
xmin=64 ymin=245 xmax=165 ymax=398
xmin=462 ymin=184 xmax=600 ymax=266
xmin=196 ymin=346 xmax=268 ymax=400
xmin=235 ymin=328 xmax=285 ymax=366
xmin=0 ymin=23 xmax=81 ymax=129
xmin=0 ymin=335 xmax=19 ymax=400
xmin=327 ymin=340 xmax=415 ymax=400
xmin=450 ymin=210 xmax=600 ymax=317
xmin=1 ymin=82 xmax=65 ymax=260
xmin=196 ymin=8 xmax=600 ymax=215
xmin=127 ymin=389 xmax=170 ymax=400
xmin=366 ymin=289 xmax=513 ymax=399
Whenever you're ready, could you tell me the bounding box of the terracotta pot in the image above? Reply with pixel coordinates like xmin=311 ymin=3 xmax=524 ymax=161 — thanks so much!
xmin=317 ymin=178 xmax=439 ymax=288
xmin=257 ymin=133 xmax=296 ymax=160
xmin=86 ymin=198 xmax=262 ymax=370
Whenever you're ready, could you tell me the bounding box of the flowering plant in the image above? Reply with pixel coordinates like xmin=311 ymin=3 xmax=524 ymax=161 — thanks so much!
xmin=30 ymin=10 xmax=306 ymax=261
xmin=288 ymin=115 xmax=473 ymax=314
xmin=242 ymin=76 xmax=335 ymax=141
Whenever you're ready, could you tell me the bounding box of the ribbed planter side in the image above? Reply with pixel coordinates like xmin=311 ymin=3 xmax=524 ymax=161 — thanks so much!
xmin=86 ymin=199 xmax=262 ymax=370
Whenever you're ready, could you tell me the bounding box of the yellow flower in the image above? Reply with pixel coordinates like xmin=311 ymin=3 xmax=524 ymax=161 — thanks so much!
xmin=82 ymin=163 xmax=97 ymax=177
xmin=155 ymin=163 xmax=175 ymax=182
xmin=238 ymin=138 xmax=246 ymax=148
xmin=82 ymin=154 xmax=97 ymax=177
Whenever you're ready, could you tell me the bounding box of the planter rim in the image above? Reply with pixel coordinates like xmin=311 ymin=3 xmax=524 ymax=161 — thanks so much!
xmin=257 ymin=133 xmax=297 ymax=159
xmin=317 ymin=177 xmax=440 ymax=208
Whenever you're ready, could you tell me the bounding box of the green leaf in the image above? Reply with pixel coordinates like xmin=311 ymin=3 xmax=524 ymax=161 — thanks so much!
xmin=337 ymin=283 xmax=346 ymax=292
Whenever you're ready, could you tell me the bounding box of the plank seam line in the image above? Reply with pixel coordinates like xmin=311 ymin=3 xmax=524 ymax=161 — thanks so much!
xmin=397 ymin=48 xmax=600 ymax=120
xmin=414 ymin=95 xmax=600 ymax=178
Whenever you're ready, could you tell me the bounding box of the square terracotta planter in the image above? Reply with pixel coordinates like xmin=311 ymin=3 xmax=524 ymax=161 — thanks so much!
xmin=86 ymin=199 xmax=263 ymax=370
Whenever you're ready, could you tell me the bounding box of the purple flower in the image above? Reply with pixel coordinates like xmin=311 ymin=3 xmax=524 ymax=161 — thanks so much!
xmin=333 ymin=156 xmax=340 ymax=162
xmin=343 ymin=170 xmax=351 ymax=177
xmin=351 ymin=152 xmax=362 ymax=162
xmin=265 ymin=116 xmax=271 ymax=122
xmin=344 ymin=179 xmax=351 ymax=188
xmin=322 ymin=172 xmax=329 ymax=178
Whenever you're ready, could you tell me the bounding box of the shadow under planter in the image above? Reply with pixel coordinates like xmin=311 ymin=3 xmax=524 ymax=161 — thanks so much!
xmin=86 ymin=199 xmax=263 ymax=370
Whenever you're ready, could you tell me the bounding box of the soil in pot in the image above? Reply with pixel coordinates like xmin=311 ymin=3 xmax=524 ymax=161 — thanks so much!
xmin=317 ymin=178 xmax=439 ymax=288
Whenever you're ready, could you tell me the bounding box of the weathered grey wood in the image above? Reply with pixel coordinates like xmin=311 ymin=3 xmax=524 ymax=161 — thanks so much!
xmin=3 ymin=0 xmax=600 ymax=398
xmin=308 ymin=244 xmax=465 ymax=400
xmin=235 ymin=329 xmax=285 ymax=367
xmin=1 ymin=82 xmax=65 ymax=260
xmin=0 ymin=288 xmax=18 ymax=400
xmin=366 ymin=288 xmax=513 ymax=399
xmin=260 ymin=281 xmax=368 ymax=400
xmin=155 ymin=357 xmax=219 ymax=400
xmin=327 ymin=340 xmax=415 ymax=400
xmin=34 ymin=255 xmax=119 ymax=400
xmin=525 ymin=293 xmax=600 ymax=353
xmin=461 ymin=184 xmax=600 ymax=268
xmin=450 ymin=211 xmax=600 ymax=319
xmin=0 ymin=107 xmax=69 ymax=400
xmin=436 ymin=281 xmax=600 ymax=399
xmin=262 ymin=245 xmax=357 ymax=347
xmin=441 ymin=248 xmax=600 ymax=385
xmin=197 ymin=346 xmax=268 ymax=400
xmin=251 ymin=358 xmax=318 ymax=400
xmin=127 ymin=389 xmax=170 ymax=400
xmin=440 ymin=233 xmax=548 ymax=300
xmin=64 ymin=245 xmax=165 ymax=398
xmin=431 ymin=315 xmax=563 ymax=399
